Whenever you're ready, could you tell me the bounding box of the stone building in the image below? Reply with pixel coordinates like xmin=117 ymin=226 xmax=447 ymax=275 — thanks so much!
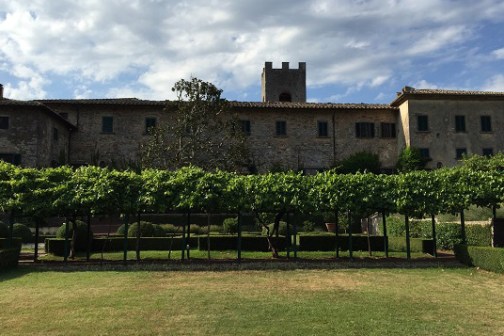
xmin=0 ymin=63 xmax=503 ymax=171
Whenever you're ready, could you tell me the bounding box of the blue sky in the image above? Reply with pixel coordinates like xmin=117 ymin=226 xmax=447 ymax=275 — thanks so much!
xmin=1 ymin=0 xmax=504 ymax=104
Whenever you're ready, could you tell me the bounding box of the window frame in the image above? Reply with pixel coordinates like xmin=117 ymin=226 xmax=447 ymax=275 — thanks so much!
xmin=355 ymin=122 xmax=375 ymax=138
xmin=275 ymin=120 xmax=287 ymax=136
xmin=380 ymin=122 xmax=396 ymax=139
xmin=317 ymin=120 xmax=329 ymax=137
xmin=456 ymin=148 xmax=467 ymax=160
xmin=239 ymin=120 xmax=251 ymax=136
xmin=455 ymin=115 xmax=466 ymax=133
xmin=419 ymin=148 xmax=430 ymax=160
xmin=417 ymin=115 xmax=429 ymax=132
xmin=145 ymin=117 xmax=157 ymax=134
xmin=483 ymin=148 xmax=494 ymax=157
xmin=101 ymin=116 xmax=114 ymax=134
xmin=53 ymin=127 xmax=59 ymax=141
xmin=481 ymin=115 xmax=492 ymax=132
xmin=0 ymin=116 xmax=9 ymax=130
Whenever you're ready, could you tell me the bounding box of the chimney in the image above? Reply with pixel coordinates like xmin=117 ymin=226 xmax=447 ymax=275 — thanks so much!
xmin=0 ymin=84 xmax=3 ymax=99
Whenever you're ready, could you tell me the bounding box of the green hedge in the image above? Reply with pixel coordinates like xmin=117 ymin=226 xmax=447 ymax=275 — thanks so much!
xmin=298 ymin=234 xmax=434 ymax=254
xmin=197 ymin=235 xmax=286 ymax=252
xmin=45 ymin=237 xmax=198 ymax=256
xmin=0 ymin=247 xmax=21 ymax=271
xmin=454 ymin=245 xmax=504 ymax=273
xmin=386 ymin=218 xmax=492 ymax=249
xmin=298 ymin=234 xmax=385 ymax=252
xmin=0 ymin=238 xmax=22 ymax=249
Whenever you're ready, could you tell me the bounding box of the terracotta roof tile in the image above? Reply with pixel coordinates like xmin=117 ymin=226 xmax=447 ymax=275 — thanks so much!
xmin=391 ymin=86 xmax=504 ymax=106
xmin=229 ymin=101 xmax=395 ymax=110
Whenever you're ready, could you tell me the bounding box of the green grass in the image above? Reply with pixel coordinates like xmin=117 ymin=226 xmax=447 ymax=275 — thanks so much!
xmin=0 ymin=267 xmax=503 ymax=335
xmin=39 ymin=249 xmax=432 ymax=261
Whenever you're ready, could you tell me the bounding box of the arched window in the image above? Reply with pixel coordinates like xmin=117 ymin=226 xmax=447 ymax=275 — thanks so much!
xmin=279 ymin=92 xmax=292 ymax=102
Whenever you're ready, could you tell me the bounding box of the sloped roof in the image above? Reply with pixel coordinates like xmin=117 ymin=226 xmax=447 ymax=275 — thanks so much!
xmin=391 ymin=86 xmax=504 ymax=106
xmin=229 ymin=101 xmax=396 ymax=110
xmin=0 ymin=98 xmax=76 ymax=129
xmin=37 ymin=98 xmax=169 ymax=106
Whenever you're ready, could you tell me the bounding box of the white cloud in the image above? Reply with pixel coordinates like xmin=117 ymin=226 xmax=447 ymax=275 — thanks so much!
xmin=414 ymin=80 xmax=439 ymax=89
xmin=0 ymin=0 xmax=504 ymax=100
xmin=482 ymin=75 xmax=504 ymax=91
xmin=492 ymin=48 xmax=504 ymax=59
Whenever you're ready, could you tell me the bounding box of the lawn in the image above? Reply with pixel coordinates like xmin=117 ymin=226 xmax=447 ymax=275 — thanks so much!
xmin=1 ymin=267 xmax=503 ymax=335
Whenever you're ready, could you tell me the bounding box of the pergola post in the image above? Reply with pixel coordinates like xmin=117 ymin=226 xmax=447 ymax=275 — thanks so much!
xmin=405 ymin=215 xmax=411 ymax=260
xmin=431 ymin=214 xmax=438 ymax=257
xmin=382 ymin=212 xmax=388 ymax=258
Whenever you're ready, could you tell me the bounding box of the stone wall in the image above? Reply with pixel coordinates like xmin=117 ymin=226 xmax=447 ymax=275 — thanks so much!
xmin=405 ymin=98 xmax=504 ymax=169
xmin=0 ymin=105 xmax=70 ymax=167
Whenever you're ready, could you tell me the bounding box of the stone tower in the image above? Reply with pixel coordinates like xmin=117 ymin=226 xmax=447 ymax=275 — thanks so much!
xmin=261 ymin=62 xmax=306 ymax=103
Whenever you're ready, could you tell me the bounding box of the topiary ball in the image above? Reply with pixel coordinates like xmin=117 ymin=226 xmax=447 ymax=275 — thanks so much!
xmin=0 ymin=222 xmax=8 ymax=238
xmin=262 ymin=221 xmax=288 ymax=236
xmin=127 ymin=221 xmax=156 ymax=237
xmin=222 ymin=217 xmax=238 ymax=234
xmin=153 ymin=224 xmax=166 ymax=237
xmin=56 ymin=220 xmax=93 ymax=251
xmin=12 ymin=223 xmax=32 ymax=243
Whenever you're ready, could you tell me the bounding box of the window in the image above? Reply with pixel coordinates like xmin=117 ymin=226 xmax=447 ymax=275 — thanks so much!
xmin=145 ymin=117 xmax=157 ymax=134
xmin=0 ymin=116 xmax=9 ymax=129
xmin=317 ymin=121 xmax=328 ymax=137
xmin=239 ymin=120 xmax=251 ymax=136
xmin=275 ymin=121 xmax=287 ymax=136
xmin=380 ymin=123 xmax=396 ymax=138
xmin=0 ymin=153 xmax=21 ymax=165
xmin=102 ymin=116 xmax=113 ymax=133
xmin=456 ymin=148 xmax=467 ymax=160
xmin=355 ymin=122 xmax=375 ymax=138
xmin=455 ymin=115 xmax=466 ymax=132
xmin=53 ymin=128 xmax=59 ymax=141
xmin=419 ymin=148 xmax=430 ymax=159
xmin=417 ymin=115 xmax=428 ymax=131
xmin=481 ymin=116 xmax=492 ymax=132
xmin=483 ymin=148 xmax=494 ymax=157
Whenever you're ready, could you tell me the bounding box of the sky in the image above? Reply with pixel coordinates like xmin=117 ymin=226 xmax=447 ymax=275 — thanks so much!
xmin=1 ymin=0 xmax=504 ymax=104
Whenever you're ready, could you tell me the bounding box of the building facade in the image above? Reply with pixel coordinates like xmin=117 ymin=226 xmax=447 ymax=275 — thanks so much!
xmin=1 ymin=63 xmax=504 ymax=171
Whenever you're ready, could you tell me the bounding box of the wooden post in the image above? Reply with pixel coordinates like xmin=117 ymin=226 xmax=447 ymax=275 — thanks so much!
xmin=293 ymin=214 xmax=298 ymax=259
xmin=286 ymin=213 xmax=291 ymax=259
xmin=181 ymin=213 xmax=187 ymax=261
xmin=237 ymin=212 xmax=242 ymax=262
xmin=86 ymin=212 xmax=92 ymax=262
xmin=348 ymin=210 xmax=353 ymax=260
xmin=382 ymin=212 xmax=388 ymax=258
xmin=123 ymin=213 xmax=129 ymax=264
xmin=460 ymin=210 xmax=466 ymax=245
xmin=135 ymin=212 xmax=141 ymax=261
xmin=335 ymin=210 xmax=339 ymax=258
xmin=34 ymin=217 xmax=40 ymax=262
xmin=207 ymin=212 xmax=211 ymax=260
xmin=431 ymin=214 xmax=438 ymax=257
xmin=186 ymin=212 xmax=191 ymax=260
xmin=64 ymin=217 xmax=69 ymax=263
xmin=405 ymin=215 xmax=411 ymax=260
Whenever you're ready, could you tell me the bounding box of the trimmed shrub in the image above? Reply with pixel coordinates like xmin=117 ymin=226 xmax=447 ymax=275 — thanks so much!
xmin=466 ymin=225 xmax=492 ymax=246
xmin=161 ymin=224 xmax=180 ymax=234
xmin=56 ymin=220 xmax=93 ymax=251
xmin=46 ymin=237 xmax=199 ymax=256
xmin=298 ymin=234 xmax=433 ymax=254
xmin=12 ymin=223 xmax=32 ymax=243
xmin=199 ymin=225 xmax=222 ymax=234
xmin=298 ymin=234 xmax=385 ymax=252
xmin=127 ymin=222 xmax=158 ymax=237
xmin=0 ymin=222 xmax=9 ymax=238
xmin=153 ymin=224 xmax=166 ymax=237
xmin=454 ymin=245 xmax=504 ymax=273
xmin=0 ymin=247 xmax=21 ymax=270
xmin=222 ymin=217 xmax=238 ymax=234
xmin=301 ymin=220 xmax=315 ymax=232
xmin=188 ymin=224 xmax=201 ymax=234
xmin=0 ymin=238 xmax=22 ymax=249
xmin=262 ymin=221 xmax=288 ymax=236
xmin=198 ymin=235 xmax=286 ymax=252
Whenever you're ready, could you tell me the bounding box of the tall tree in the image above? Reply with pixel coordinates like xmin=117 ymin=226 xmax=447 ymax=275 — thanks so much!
xmin=141 ymin=77 xmax=249 ymax=171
